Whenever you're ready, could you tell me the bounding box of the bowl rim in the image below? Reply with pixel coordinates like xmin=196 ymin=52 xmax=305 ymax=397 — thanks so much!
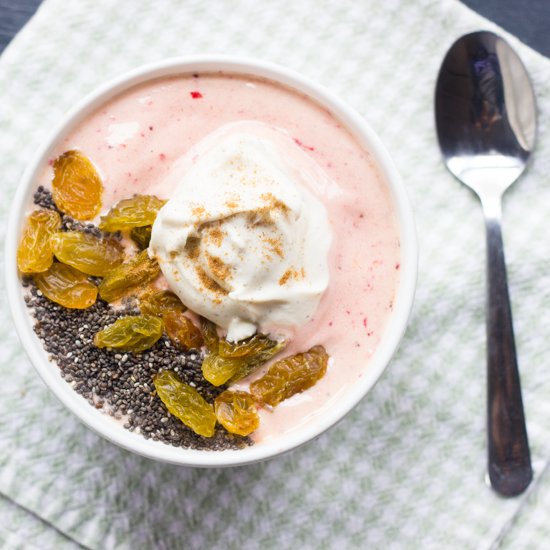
xmin=5 ymin=55 xmax=417 ymax=467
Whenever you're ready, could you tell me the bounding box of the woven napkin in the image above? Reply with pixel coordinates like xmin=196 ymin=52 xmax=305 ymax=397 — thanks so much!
xmin=1 ymin=0 xmax=550 ymax=548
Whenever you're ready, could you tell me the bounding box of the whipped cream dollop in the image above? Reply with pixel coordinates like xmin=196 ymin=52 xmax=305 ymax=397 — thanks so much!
xmin=149 ymin=122 xmax=332 ymax=341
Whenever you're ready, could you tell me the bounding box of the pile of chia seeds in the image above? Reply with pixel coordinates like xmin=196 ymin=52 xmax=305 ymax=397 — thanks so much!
xmin=23 ymin=187 xmax=251 ymax=451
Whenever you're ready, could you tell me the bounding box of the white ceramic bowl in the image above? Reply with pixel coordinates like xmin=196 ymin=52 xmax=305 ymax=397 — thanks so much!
xmin=5 ymin=56 xmax=417 ymax=467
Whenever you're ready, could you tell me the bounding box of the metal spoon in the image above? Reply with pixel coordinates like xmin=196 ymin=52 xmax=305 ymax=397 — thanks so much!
xmin=435 ymin=31 xmax=535 ymax=497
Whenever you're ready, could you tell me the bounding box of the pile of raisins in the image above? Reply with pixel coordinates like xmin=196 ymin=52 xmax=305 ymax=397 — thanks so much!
xmin=18 ymin=149 xmax=329 ymax=440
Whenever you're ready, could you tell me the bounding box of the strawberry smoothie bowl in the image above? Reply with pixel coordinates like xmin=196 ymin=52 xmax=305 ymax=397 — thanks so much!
xmin=5 ymin=56 xmax=417 ymax=467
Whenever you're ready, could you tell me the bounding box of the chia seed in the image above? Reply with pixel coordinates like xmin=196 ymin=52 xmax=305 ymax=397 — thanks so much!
xmin=33 ymin=185 xmax=59 ymax=211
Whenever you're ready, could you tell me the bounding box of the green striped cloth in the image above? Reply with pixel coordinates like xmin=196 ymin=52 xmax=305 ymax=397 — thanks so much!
xmin=1 ymin=1 xmax=550 ymax=548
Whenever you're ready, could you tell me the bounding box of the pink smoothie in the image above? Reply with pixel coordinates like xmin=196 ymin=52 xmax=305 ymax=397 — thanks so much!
xmin=38 ymin=73 xmax=400 ymax=444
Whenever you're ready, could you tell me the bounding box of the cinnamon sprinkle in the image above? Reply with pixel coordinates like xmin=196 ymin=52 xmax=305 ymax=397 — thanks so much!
xmin=260 ymin=192 xmax=290 ymax=214
xmin=206 ymin=253 xmax=232 ymax=282
xmin=278 ymin=267 xmax=305 ymax=286
xmin=184 ymin=236 xmax=201 ymax=260
xmin=262 ymin=236 xmax=284 ymax=259
xmin=196 ymin=266 xmax=228 ymax=296
xmin=203 ymin=224 xmax=225 ymax=247
xmin=247 ymin=208 xmax=274 ymax=227
xmin=191 ymin=205 xmax=207 ymax=218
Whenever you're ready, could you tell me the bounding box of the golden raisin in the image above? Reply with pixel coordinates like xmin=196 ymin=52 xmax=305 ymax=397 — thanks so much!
xmin=99 ymin=195 xmax=166 ymax=232
xmin=214 ymin=390 xmax=259 ymax=436
xmin=153 ymin=370 xmax=216 ymax=437
xmin=139 ymin=289 xmax=186 ymax=316
xmin=218 ymin=334 xmax=279 ymax=359
xmin=201 ymin=333 xmax=285 ymax=387
xmin=98 ymin=250 xmax=160 ymax=302
xmin=34 ymin=262 xmax=97 ymax=309
xmin=226 ymin=336 xmax=286 ymax=383
xmin=130 ymin=225 xmax=152 ymax=250
xmin=17 ymin=209 xmax=61 ymax=273
xmin=200 ymin=318 xmax=220 ymax=353
xmin=201 ymin=354 xmax=242 ymax=387
xmin=250 ymin=345 xmax=328 ymax=407
xmin=50 ymin=231 xmax=124 ymax=276
xmin=52 ymin=150 xmax=103 ymax=220
xmin=93 ymin=315 xmax=163 ymax=353
xmin=163 ymin=311 xmax=203 ymax=350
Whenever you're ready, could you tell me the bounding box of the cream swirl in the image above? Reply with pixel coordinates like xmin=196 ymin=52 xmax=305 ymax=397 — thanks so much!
xmin=149 ymin=122 xmax=332 ymax=341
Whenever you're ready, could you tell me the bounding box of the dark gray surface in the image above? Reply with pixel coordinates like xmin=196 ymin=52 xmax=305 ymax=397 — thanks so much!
xmin=1 ymin=1 xmax=550 ymax=57
xmin=461 ymin=0 xmax=550 ymax=57
xmin=0 ymin=0 xmax=42 ymax=53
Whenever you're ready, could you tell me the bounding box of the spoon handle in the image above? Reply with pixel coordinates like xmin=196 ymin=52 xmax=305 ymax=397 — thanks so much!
xmin=485 ymin=216 xmax=532 ymax=496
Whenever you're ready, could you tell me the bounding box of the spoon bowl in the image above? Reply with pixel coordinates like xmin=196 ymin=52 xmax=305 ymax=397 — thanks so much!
xmin=436 ymin=32 xmax=535 ymax=196
xmin=435 ymin=31 xmax=535 ymax=497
